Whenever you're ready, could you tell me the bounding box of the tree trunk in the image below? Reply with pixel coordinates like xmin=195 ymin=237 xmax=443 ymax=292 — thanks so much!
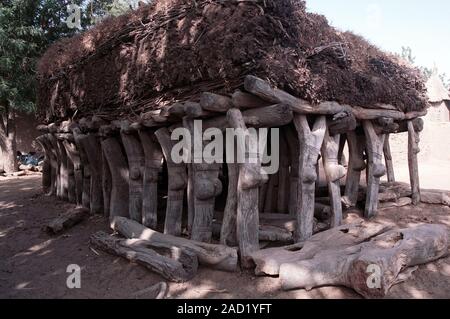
xmin=0 ymin=109 xmax=18 ymax=173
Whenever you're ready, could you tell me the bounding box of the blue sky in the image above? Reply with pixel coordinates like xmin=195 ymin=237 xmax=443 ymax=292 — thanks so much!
xmin=306 ymin=0 xmax=450 ymax=77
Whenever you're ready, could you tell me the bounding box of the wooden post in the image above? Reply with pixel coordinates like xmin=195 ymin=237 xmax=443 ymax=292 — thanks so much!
xmin=284 ymin=125 xmax=300 ymax=217
xmin=221 ymin=162 xmax=239 ymax=247
xmin=343 ymin=131 xmax=366 ymax=207
xmin=182 ymin=118 xmax=196 ymax=233
xmin=321 ymin=129 xmax=345 ymax=228
xmin=56 ymin=139 xmax=69 ymax=201
xmin=408 ymin=121 xmax=421 ymax=205
xmin=293 ymin=115 xmax=326 ymax=242
xmin=227 ymin=108 xmax=266 ymax=268
xmin=102 ymin=150 xmax=112 ymax=217
xmin=79 ymin=134 xmax=103 ymax=214
xmin=101 ymin=136 xmax=130 ymax=220
xmin=363 ymin=121 xmax=386 ymax=218
xmin=46 ymin=134 xmax=61 ymax=199
xmin=138 ymin=129 xmax=164 ymax=229
xmin=73 ymin=129 xmax=91 ymax=210
xmin=62 ymin=138 xmax=83 ymax=207
xmin=155 ymin=127 xmax=187 ymax=236
xmin=277 ymin=130 xmax=290 ymax=214
xmin=188 ymin=119 xmax=222 ymax=243
xmin=384 ymin=134 xmax=395 ymax=182
xmin=121 ymin=124 xmax=145 ymax=223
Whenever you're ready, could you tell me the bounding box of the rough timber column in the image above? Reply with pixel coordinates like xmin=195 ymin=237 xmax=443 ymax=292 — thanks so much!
xmin=408 ymin=121 xmax=421 ymax=205
xmin=343 ymin=130 xmax=366 ymax=207
xmin=277 ymin=129 xmax=290 ymax=214
xmin=73 ymin=128 xmax=91 ymax=210
xmin=293 ymin=115 xmax=326 ymax=242
xmin=383 ymin=134 xmax=395 ymax=183
xmin=100 ymin=125 xmax=129 ymax=220
xmin=189 ymin=118 xmax=222 ymax=243
xmin=84 ymin=133 xmax=104 ymax=214
xmin=227 ymin=108 xmax=266 ymax=268
xmin=363 ymin=120 xmax=386 ymax=218
xmin=221 ymin=140 xmax=238 ymax=247
xmin=284 ymin=125 xmax=300 ymax=217
xmin=138 ymin=128 xmax=164 ymax=229
xmin=321 ymin=129 xmax=345 ymax=228
xmin=62 ymin=135 xmax=83 ymax=207
xmin=155 ymin=127 xmax=187 ymax=237
xmin=121 ymin=122 xmax=145 ymax=223
xmin=58 ymin=134 xmax=76 ymax=204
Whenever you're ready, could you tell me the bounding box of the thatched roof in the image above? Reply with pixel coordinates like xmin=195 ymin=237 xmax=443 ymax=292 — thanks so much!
xmin=426 ymin=72 xmax=450 ymax=103
xmin=36 ymin=0 xmax=427 ymax=123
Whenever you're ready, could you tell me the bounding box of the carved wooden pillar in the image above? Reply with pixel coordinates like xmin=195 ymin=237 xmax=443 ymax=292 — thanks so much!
xmin=408 ymin=121 xmax=421 ymax=205
xmin=155 ymin=127 xmax=187 ymax=237
xmin=227 ymin=109 xmax=266 ymax=268
xmin=73 ymin=128 xmax=91 ymax=210
xmin=293 ymin=115 xmax=326 ymax=242
xmin=138 ymin=129 xmax=164 ymax=229
xmin=121 ymin=123 xmax=145 ymax=223
xmin=62 ymin=135 xmax=83 ymax=207
xmin=363 ymin=121 xmax=386 ymax=218
xmin=285 ymin=125 xmax=300 ymax=217
xmin=343 ymin=130 xmax=366 ymax=208
xmin=384 ymin=134 xmax=395 ymax=183
xmin=101 ymin=128 xmax=130 ymax=221
xmin=321 ymin=129 xmax=345 ymax=228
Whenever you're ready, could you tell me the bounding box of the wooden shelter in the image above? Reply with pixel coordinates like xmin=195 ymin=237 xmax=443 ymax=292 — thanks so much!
xmin=34 ymin=1 xmax=440 ymax=290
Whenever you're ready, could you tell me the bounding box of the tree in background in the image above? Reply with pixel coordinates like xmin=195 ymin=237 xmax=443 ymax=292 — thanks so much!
xmin=400 ymin=46 xmax=450 ymax=89
xmin=0 ymin=0 xmax=150 ymax=173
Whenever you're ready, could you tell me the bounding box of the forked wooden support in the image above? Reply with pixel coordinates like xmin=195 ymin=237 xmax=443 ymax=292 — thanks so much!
xmin=343 ymin=131 xmax=366 ymax=207
xmin=101 ymin=136 xmax=130 ymax=220
xmin=408 ymin=121 xmax=421 ymax=205
xmin=138 ymin=129 xmax=164 ymax=229
xmin=362 ymin=121 xmax=386 ymax=218
xmin=384 ymin=134 xmax=395 ymax=182
xmin=293 ymin=115 xmax=326 ymax=242
xmin=155 ymin=127 xmax=187 ymax=237
xmin=121 ymin=124 xmax=145 ymax=223
xmin=321 ymin=129 xmax=345 ymax=228
xmin=227 ymin=108 xmax=266 ymax=268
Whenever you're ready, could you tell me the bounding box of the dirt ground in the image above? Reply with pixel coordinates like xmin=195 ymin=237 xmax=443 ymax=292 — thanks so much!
xmin=0 ymin=174 xmax=449 ymax=299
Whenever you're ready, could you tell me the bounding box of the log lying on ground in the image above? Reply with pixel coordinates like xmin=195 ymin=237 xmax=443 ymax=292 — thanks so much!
xmin=112 ymin=217 xmax=238 ymax=272
xmin=250 ymin=222 xmax=387 ymax=276
xmin=91 ymin=231 xmax=198 ymax=282
xmin=45 ymin=207 xmax=89 ymax=234
xmin=279 ymin=224 xmax=449 ymax=298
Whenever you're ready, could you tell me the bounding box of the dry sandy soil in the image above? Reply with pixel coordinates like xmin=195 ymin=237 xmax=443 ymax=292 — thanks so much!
xmin=0 ymin=174 xmax=450 ymax=299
